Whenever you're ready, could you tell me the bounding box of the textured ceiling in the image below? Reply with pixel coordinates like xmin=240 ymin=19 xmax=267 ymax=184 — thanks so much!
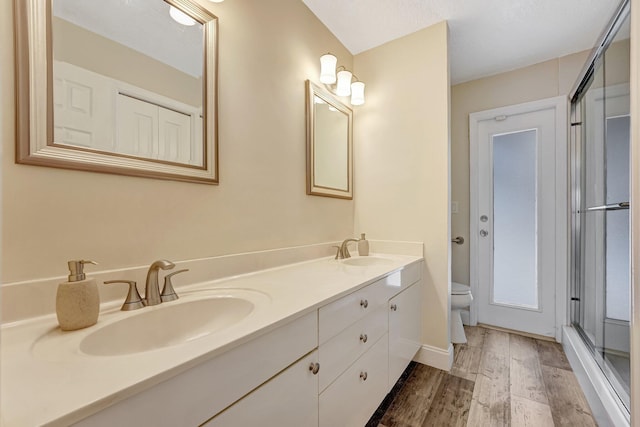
xmin=302 ymin=0 xmax=622 ymax=84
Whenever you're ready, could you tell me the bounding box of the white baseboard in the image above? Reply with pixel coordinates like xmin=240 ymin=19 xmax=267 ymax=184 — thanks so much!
xmin=413 ymin=343 xmax=454 ymax=371
xmin=562 ymin=326 xmax=630 ymax=427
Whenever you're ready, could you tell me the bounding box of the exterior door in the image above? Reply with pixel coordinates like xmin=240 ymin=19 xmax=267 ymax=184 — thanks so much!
xmin=470 ymin=97 xmax=567 ymax=338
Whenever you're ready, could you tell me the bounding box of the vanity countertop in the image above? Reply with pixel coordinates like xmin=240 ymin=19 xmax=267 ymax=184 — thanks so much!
xmin=1 ymin=253 xmax=422 ymax=427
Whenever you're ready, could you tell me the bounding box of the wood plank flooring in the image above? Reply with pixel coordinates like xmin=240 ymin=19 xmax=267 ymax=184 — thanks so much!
xmin=368 ymin=326 xmax=597 ymax=427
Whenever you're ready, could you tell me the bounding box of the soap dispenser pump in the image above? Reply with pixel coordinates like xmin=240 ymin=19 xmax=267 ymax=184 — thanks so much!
xmin=357 ymin=233 xmax=370 ymax=256
xmin=56 ymin=260 xmax=100 ymax=331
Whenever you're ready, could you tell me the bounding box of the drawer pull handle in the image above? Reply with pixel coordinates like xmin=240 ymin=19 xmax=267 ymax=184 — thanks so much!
xmin=360 ymin=299 xmax=369 ymax=309
xmin=309 ymin=362 xmax=320 ymax=375
xmin=390 ymin=304 xmax=398 ymax=311
xmin=360 ymin=333 xmax=368 ymax=343
xmin=360 ymin=371 xmax=368 ymax=381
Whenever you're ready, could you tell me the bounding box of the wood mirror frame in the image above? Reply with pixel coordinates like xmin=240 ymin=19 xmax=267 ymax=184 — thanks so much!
xmin=305 ymin=80 xmax=353 ymax=199
xmin=14 ymin=0 xmax=219 ymax=184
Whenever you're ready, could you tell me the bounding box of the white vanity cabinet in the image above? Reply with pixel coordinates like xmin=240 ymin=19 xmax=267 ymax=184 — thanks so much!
xmin=389 ymin=281 xmax=423 ymax=388
xmin=203 ymin=350 xmax=319 ymax=427
xmin=318 ymin=262 xmax=422 ymax=427
xmin=69 ymin=260 xmax=423 ymax=427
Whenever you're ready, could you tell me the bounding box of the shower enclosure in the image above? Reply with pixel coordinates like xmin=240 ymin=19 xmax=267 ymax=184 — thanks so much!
xmin=570 ymin=0 xmax=630 ymax=416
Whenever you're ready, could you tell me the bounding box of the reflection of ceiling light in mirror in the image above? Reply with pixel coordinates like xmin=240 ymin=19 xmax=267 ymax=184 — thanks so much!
xmin=328 ymin=106 xmax=338 ymax=112
xmin=314 ymin=97 xmax=326 ymax=104
xmin=169 ymin=6 xmax=196 ymax=26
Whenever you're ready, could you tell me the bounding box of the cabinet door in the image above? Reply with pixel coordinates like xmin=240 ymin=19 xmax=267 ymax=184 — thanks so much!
xmin=203 ymin=351 xmax=319 ymax=427
xmin=389 ymin=281 xmax=422 ymax=388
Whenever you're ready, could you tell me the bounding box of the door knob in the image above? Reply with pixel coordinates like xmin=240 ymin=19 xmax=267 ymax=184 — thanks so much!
xmin=451 ymin=236 xmax=464 ymax=245
xmin=480 ymin=229 xmax=488 ymax=237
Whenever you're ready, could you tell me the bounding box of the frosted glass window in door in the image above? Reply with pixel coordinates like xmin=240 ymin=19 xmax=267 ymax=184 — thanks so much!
xmin=492 ymin=129 xmax=538 ymax=308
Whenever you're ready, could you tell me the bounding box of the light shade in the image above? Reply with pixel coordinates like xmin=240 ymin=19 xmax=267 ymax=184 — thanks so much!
xmin=319 ymin=54 xmax=337 ymax=84
xmin=336 ymin=70 xmax=352 ymax=97
xmin=350 ymin=81 xmax=365 ymax=105
xmin=169 ymin=6 xmax=196 ymax=26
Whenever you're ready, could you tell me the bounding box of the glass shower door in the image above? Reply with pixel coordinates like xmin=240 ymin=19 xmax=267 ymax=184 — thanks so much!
xmin=571 ymin=10 xmax=630 ymax=410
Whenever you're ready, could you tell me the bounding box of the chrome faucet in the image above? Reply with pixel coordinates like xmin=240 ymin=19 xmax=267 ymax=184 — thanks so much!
xmin=335 ymin=238 xmax=359 ymax=259
xmin=144 ymin=260 xmax=175 ymax=306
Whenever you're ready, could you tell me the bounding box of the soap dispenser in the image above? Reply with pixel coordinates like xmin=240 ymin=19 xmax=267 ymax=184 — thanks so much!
xmin=56 ymin=260 xmax=100 ymax=331
xmin=357 ymin=233 xmax=370 ymax=256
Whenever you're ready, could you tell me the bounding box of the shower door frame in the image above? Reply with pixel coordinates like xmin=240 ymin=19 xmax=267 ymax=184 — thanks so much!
xmin=469 ymin=96 xmax=568 ymax=342
xmin=567 ymin=0 xmax=632 ymax=415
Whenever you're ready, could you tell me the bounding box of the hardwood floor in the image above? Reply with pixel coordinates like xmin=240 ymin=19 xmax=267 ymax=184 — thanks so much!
xmin=369 ymin=326 xmax=597 ymax=427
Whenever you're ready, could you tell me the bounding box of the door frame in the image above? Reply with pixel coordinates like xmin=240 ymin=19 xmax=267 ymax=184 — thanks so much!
xmin=469 ymin=96 xmax=568 ymax=342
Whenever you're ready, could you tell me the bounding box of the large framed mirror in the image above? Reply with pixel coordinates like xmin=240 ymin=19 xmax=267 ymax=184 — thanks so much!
xmin=14 ymin=0 xmax=218 ymax=184
xmin=305 ymin=80 xmax=353 ymax=199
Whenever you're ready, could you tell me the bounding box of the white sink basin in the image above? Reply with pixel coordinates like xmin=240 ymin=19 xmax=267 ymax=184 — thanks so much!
xmin=32 ymin=288 xmax=270 ymax=359
xmin=341 ymin=256 xmax=394 ymax=267
xmin=80 ymin=296 xmax=254 ymax=356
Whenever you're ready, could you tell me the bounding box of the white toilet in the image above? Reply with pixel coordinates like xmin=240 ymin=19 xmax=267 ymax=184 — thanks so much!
xmin=451 ymin=282 xmax=473 ymax=344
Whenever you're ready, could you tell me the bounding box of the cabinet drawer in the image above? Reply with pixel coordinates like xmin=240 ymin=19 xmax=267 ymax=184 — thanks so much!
xmin=319 ymin=305 xmax=387 ymax=392
xmin=319 ymin=278 xmax=389 ymax=344
xmin=204 ymin=351 xmax=319 ymax=427
xmin=319 ymin=334 xmax=389 ymax=427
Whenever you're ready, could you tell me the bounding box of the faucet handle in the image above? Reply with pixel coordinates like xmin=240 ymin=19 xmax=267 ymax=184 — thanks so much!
xmin=104 ymin=280 xmax=144 ymax=311
xmin=332 ymin=245 xmax=342 ymax=260
xmin=161 ymin=269 xmax=189 ymax=302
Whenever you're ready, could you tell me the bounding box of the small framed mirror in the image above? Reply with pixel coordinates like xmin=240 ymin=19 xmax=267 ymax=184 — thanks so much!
xmin=14 ymin=0 xmax=218 ymax=184
xmin=305 ymin=80 xmax=353 ymax=199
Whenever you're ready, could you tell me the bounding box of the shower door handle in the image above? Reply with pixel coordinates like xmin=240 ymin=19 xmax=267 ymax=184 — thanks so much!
xmin=582 ymin=201 xmax=630 ymax=212
xmin=479 ymin=230 xmax=488 ymax=237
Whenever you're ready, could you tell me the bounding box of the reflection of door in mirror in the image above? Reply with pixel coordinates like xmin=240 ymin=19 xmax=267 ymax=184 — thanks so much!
xmin=51 ymin=0 xmax=204 ymax=167
xmin=313 ymin=95 xmax=349 ymax=191
xmin=306 ymin=80 xmax=353 ymax=199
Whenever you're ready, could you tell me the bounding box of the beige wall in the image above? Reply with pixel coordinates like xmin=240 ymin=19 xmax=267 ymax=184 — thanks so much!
xmin=1 ymin=0 xmax=355 ymax=283
xmin=450 ymin=50 xmax=591 ymax=285
xmin=354 ymin=22 xmax=451 ymax=350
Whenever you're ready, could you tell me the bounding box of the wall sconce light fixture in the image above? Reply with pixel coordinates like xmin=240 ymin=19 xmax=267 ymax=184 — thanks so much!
xmin=319 ymin=53 xmax=365 ymax=105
